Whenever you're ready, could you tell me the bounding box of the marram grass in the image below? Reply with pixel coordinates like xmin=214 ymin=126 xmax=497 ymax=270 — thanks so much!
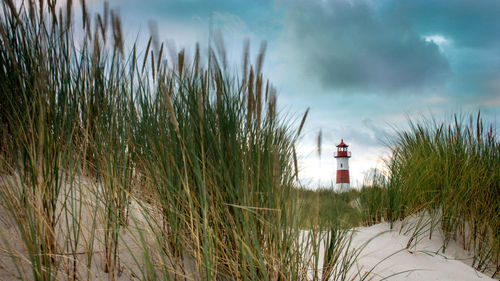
xmin=359 ymin=113 xmax=499 ymax=277
xmin=0 ymin=1 xmax=362 ymax=280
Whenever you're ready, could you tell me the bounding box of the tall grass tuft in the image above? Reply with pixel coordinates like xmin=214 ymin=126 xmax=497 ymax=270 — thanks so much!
xmin=0 ymin=1 xmax=362 ymax=280
xmin=380 ymin=113 xmax=499 ymax=277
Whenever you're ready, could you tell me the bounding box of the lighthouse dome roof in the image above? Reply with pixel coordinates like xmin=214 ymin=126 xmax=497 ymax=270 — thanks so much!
xmin=336 ymin=139 xmax=348 ymax=147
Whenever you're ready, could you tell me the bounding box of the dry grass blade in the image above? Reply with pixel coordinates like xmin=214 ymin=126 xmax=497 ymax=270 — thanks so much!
xmin=157 ymin=42 xmax=164 ymax=73
xmin=80 ymin=0 xmax=88 ymax=29
xmin=178 ymin=49 xmax=184 ymax=77
xmin=142 ymin=36 xmax=152 ymax=74
xmin=161 ymin=82 xmax=180 ymax=136
xmin=297 ymin=108 xmax=309 ymax=137
xmin=151 ymin=50 xmax=155 ymax=80
xmin=242 ymin=39 xmax=250 ymax=86
xmin=293 ymin=144 xmax=299 ymax=181
xmin=317 ymin=130 xmax=322 ymax=158
xmin=111 ymin=10 xmax=123 ymax=54
xmin=256 ymin=41 xmax=267 ymax=76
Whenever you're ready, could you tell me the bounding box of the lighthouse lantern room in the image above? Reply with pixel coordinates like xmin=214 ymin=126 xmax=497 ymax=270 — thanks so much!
xmin=334 ymin=139 xmax=351 ymax=191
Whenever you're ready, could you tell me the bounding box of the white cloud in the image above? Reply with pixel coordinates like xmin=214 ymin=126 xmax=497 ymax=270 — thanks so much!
xmin=425 ymin=34 xmax=450 ymax=45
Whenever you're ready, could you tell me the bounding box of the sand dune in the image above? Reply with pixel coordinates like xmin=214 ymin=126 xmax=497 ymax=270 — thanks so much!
xmin=1 ymin=173 xmax=495 ymax=280
xmin=345 ymin=218 xmax=495 ymax=281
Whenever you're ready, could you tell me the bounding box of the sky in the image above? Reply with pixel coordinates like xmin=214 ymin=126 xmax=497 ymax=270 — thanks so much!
xmin=82 ymin=0 xmax=499 ymax=189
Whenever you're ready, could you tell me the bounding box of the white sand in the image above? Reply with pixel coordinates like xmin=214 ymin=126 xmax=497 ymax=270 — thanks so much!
xmin=0 ymin=173 xmax=198 ymax=281
xmin=343 ymin=219 xmax=495 ymax=281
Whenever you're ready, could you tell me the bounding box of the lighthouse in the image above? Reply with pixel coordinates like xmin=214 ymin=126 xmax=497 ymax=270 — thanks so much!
xmin=334 ymin=139 xmax=351 ymax=191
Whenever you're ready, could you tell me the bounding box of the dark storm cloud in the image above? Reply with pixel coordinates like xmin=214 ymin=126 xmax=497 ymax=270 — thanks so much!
xmin=384 ymin=0 xmax=500 ymax=98
xmin=385 ymin=0 xmax=500 ymax=49
xmin=283 ymin=0 xmax=451 ymax=92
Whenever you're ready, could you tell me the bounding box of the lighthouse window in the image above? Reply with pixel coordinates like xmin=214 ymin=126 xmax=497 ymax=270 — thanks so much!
xmin=340 ymin=163 xmax=343 ymax=168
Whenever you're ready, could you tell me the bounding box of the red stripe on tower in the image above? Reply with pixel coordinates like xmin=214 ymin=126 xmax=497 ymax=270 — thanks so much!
xmin=336 ymin=170 xmax=350 ymax=184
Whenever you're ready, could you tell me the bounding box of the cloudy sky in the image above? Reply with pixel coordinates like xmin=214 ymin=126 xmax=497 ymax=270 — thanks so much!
xmin=86 ymin=0 xmax=499 ymax=188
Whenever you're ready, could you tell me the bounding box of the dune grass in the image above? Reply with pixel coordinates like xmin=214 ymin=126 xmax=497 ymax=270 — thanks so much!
xmin=0 ymin=1 xmax=367 ymax=280
xmin=386 ymin=113 xmax=499 ymax=276
xmin=351 ymin=114 xmax=499 ymax=277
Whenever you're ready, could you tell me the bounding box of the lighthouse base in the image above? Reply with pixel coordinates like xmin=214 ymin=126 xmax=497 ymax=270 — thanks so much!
xmin=335 ymin=183 xmax=350 ymax=192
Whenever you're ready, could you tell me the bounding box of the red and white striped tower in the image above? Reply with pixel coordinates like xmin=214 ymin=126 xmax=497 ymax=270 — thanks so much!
xmin=334 ymin=139 xmax=351 ymax=191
